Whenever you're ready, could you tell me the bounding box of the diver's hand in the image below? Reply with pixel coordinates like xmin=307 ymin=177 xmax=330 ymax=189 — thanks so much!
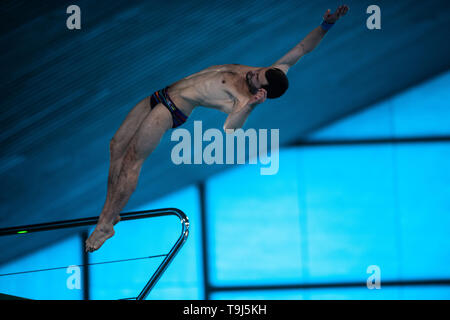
xmin=323 ymin=5 xmax=349 ymax=24
xmin=248 ymin=88 xmax=267 ymax=108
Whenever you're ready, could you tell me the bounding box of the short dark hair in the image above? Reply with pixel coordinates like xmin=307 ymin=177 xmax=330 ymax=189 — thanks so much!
xmin=261 ymin=68 xmax=289 ymax=99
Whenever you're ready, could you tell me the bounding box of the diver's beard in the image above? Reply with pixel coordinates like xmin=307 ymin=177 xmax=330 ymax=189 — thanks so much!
xmin=246 ymin=72 xmax=259 ymax=95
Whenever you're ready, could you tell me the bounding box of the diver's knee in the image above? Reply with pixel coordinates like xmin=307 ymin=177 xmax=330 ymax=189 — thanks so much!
xmin=109 ymin=138 xmax=126 ymax=161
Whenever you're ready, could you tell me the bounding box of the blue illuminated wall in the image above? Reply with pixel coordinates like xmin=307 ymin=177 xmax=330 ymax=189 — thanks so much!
xmin=89 ymin=186 xmax=204 ymax=300
xmin=0 ymin=236 xmax=83 ymax=300
xmin=0 ymin=187 xmax=202 ymax=300
xmin=206 ymin=70 xmax=450 ymax=299
xmin=130 ymin=186 xmax=204 ymax=300
xmin=307 ymin=71 xmax=450 ymax=140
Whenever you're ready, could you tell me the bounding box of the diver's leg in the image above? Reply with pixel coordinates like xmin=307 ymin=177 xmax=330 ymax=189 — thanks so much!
xmin=85 ymin=103 xmax=172 ymax=252
xmin=102 ymin=97 xmax=152 ymax=225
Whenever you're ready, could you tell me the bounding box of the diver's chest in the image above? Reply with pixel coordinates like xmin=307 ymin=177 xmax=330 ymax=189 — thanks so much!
xmin=203 ymin=72 xmax=238 ymax=97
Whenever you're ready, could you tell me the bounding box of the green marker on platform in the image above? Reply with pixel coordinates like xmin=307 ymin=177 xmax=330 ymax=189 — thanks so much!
xmin=17 ymin=230 xmax=28 ymax=234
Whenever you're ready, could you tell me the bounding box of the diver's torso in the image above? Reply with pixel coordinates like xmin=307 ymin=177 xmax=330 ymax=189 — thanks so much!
xmin=166 ymin=64 xmax=259 ymax=116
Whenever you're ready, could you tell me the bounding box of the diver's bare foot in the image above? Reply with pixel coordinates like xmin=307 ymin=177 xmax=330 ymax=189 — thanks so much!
xmin=85 ymin=223 xmax=115 ymax=253
xmin=113 ymin=215 xmax=121 ymax=225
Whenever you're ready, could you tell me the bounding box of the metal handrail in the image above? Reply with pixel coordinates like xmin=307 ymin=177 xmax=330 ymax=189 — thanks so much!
xmin=0 ymin=208 xmax=189 ymax=300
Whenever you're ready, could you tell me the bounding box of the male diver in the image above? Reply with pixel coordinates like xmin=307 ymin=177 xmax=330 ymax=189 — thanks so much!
xmin=86 ymin=5 xmax=349 ymax=252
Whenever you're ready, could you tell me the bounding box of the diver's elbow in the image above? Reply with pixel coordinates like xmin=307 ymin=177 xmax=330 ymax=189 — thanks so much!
xmin=223 ymin=124 xmax=237 ymax=133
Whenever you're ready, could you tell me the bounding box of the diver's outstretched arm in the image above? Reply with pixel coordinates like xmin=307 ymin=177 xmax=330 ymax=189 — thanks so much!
xmin=272 ymin=5 xmax=349 ymax=74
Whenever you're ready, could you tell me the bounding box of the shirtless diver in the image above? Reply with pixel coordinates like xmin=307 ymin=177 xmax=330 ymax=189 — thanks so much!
xmin=85 ymin=5 xmax=349 ymax=252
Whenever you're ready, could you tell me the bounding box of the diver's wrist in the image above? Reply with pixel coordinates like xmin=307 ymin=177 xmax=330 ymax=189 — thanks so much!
xmin=320 ymin=20 xmax=334 ymax=31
